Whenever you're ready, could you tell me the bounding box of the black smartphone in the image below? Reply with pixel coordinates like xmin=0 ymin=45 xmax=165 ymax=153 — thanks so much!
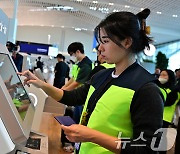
xmin=54 ymin=116 xmax=76 ymax=126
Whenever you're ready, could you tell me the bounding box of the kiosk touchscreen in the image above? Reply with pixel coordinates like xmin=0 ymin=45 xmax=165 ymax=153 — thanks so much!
xmin=0 ymin=51 xmax=35 ymax=144
xmin=0 ymin=44 xmax=48 ymax=153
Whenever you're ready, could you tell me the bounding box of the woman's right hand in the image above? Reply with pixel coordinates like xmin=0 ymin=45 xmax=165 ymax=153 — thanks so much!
xmin=18 ymin=70 xmax=44 ymax=88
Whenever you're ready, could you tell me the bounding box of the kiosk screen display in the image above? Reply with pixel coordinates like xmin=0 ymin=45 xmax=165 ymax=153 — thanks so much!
xmin=0 ymin=53 xmax=31 ymax=120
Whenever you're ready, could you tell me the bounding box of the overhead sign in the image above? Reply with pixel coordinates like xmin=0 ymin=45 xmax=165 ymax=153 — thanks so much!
xmin=0 ymin=9 xmax=9 ymax=45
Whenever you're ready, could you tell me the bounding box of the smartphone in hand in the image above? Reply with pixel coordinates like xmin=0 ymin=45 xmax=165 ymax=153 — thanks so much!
xmin=54 ymin=116 xmax=76 ymax=126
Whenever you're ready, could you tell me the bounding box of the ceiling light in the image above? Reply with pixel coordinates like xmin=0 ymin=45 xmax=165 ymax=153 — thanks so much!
xmin=46 ymin=7 xmax=53 ymax=11
xmin=98 ymin=8 xmax=109 ymax=11
xmin=125 ymin=5 xmax=130 ymax=8
xmin=77 ymin=0 xmax=82 ymax=1
xmin=89 ymin=6 xmax=97 ymax=10
xmin=82 ymin=28 xmax=88 ymax=31
xmin=75 ymin=28 xmax=81 ymax=31
xmin=51 ymin=25 xmax=54 ymax=27
xmin=63 ymin=6 xmax=74 ymax=10
xmin=172 ymin=14 xmax=178 ymax=17
xmin=109 ymin=3 xmax=114 ymax=6
xmin=46 ymin=5 xmax=75 ymax=11
xmin=157 ymin=11 xmax=162 ymax=14
xmin=113 ymin=9 xmax=119 ymax=12
xmin=98 ymin=7 xmax=109 ymax=14
xmin=61 ymin=26 xmax=65 ymax=28
xmin=141 ymin=8 xmax=144 ymax=11
xmin=93 ymin=1 xmax=98 ymax=3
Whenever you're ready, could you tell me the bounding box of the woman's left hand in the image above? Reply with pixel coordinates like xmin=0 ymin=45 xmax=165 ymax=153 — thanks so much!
xmin=61 ymin=124 xmax=94 ymax=143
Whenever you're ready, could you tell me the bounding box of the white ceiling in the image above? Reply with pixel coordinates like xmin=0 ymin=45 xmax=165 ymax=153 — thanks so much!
xmin=1 ymin=0 xmax=180 ymax=45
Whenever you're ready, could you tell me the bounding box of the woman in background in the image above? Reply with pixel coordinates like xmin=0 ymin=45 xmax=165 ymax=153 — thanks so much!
xmin=158 ymin=69 xmax=178 ymax=128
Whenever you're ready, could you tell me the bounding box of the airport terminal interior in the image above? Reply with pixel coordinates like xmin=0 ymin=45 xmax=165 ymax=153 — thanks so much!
xmin=0 ymin=0 xmax=180 ymax=154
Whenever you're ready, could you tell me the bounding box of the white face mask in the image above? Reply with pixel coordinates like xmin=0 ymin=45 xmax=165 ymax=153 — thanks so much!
xmin=70 ymin=56 xmax=77 ymax=63
xmin=158 ymin=77 xmax=168 ymax=84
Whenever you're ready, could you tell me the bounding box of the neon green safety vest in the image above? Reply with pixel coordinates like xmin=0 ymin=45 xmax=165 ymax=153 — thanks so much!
xmin=13 ymin=98 xmax=26 ymax=120
xmin=101 ymin=63 xmax=115 ymax=69
xmin=73 ymin=63 xmax=94 ymax=80
xmin=71 ymin=64 xmax=79 ymax=80
xmin=79 ymin=85 xmax=135 ymax=154
xmin=160 ymin=88 xmax=180 ymax=123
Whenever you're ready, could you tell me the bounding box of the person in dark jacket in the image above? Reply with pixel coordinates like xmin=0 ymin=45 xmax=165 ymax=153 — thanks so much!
xmin=53 ymin=54 xmax=69 ymax=89
xmin=36 ymin=56 xmax=44 ymax=72
xmin=11 ymin=45 xmax=23 ymax=72
xmin=20 ymin=9 xmax=164 ymax=154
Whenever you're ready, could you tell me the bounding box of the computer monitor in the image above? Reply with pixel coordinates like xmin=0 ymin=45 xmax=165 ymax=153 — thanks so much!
xmin=48 ymin=46 xmax=58 ymax=57
xmin=0 ymin=44 xmax=35 ymax=144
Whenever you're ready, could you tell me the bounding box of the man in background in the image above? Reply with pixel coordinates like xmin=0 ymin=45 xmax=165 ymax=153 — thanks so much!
xmin=53 ymin=54 xmax=69 ymax=89
xmin=60 ymin=42 xmax=92 ymax=152
xmin=62 ymin=42 xmax=92 ymax=91
xmin=36 ymin=56 xmax=44 ymax=72
xmin=6 ymin=41 xmax=23 ymax=72
xmin=11 ymin=44 xmax=23 ymax=72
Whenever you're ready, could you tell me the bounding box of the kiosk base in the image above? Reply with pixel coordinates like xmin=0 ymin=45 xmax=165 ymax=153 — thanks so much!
xmin=10 ymin=131 xmax=48 ymax=154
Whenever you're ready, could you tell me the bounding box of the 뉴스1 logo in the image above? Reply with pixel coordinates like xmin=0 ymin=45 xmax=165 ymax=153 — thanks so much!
xmin=0 ymin=22 xmax=7 ymax=35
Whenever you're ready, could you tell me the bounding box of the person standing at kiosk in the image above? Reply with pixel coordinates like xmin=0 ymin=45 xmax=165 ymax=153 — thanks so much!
xmin=20 ymin=9 xmax=164 ymax=154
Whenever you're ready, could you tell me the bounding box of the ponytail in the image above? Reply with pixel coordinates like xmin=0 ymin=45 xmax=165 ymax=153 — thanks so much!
xmin=94 ymin=9 xmax=153 ymax=54
xmin=135 ymin=8 xmax=153 ymax=53
xmin=136 ymin=29 xmax=152 ymax=52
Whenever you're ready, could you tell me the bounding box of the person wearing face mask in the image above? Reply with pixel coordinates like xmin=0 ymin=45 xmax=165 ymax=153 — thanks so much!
xmin=62 ymin=42 xmax=92 ymax=91
xmin=158 ymin=69 xmax=178 ymax=128
xmin=60 ymin=42 xmax=93 ymax=152
xmin=158 ymin=69 xmax=178 ymax=154
xmin=19 ymin=9 xmax=164 ymax=154
xmin=88 ymin=45 xmax=115 ymax=80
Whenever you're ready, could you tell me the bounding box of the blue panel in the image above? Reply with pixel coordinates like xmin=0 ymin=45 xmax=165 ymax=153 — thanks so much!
xmin=19 ymin=42 xmax=50 ymax=55
xmin=0 ymin=9 xmax=9 ymax=45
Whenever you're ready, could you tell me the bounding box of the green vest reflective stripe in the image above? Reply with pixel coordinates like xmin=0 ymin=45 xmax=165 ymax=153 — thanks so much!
xmin=160 ymin=88 xmax=168 ymax=100
xmin=160 ymin=88 xmax=179 ymax=123
xmin=91 ymin=63 xmax=95 ymax=70
xmin=101 ymin=63 xmax=115 ymax=69
xmin=79 ymin=85 xmax=135 ymax=154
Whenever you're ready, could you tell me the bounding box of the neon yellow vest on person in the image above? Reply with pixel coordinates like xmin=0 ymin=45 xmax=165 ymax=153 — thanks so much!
xmin=79 ymin=85 xmax=135 ymax=154
xmin=72 ymin=64 xmax=79 ymax=80
xmin=101 ymin=63 xmax=115 ymax=69
xmin=160 ymin=88 xmax=179 ymax=123
xmin=13 ymin=98 xmax=26 ymax=120
xmin=73 ymin=64 xmax=94 ymax=80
